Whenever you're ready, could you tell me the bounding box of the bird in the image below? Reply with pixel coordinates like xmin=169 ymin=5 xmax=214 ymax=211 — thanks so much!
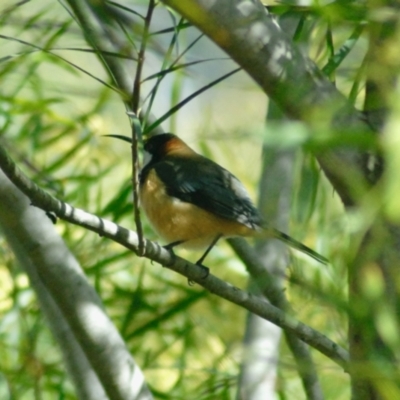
xmin=107 ymin=133 xmax=328 ymax=269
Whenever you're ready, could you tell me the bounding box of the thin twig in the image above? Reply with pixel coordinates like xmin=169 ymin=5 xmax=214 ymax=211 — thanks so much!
xmin=132 ymin=0 xmax=155 ymax=113
xmin=128 ymin=112 xmax=145 ymax=256
xmin=129 ymin=0 xmax=156 ymax=255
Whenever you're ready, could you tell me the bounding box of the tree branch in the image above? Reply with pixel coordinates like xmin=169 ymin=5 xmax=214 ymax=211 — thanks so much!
xmin=235 ymin=95 xmax=323 ymax=399
xmin=160 ymin=0 xmax=376 ymax=206
xmin=0 ymin=142 xmax=349 ymax=370
xmin=0 ymin=172 xmax=110 ymax=400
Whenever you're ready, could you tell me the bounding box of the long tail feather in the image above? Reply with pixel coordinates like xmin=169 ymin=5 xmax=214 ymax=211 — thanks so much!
xmin=272 ymin=229 xmax=328 ymax=265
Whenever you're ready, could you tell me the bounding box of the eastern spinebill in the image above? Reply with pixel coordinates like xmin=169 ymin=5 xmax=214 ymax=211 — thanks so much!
xmin=108 ymin=133 xmax=328 ymax=268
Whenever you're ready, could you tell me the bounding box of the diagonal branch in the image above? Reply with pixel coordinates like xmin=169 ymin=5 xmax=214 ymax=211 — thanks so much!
xmin=0 ymin=142 xmax=349 ymax=370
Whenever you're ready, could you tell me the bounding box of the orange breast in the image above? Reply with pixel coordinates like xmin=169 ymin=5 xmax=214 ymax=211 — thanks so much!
xmin=139 ymin=169 xmax=256 ymax=249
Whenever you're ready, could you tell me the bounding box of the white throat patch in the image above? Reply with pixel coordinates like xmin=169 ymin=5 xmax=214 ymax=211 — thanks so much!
xmin=142 ymin=150 xmax=152 ymax=168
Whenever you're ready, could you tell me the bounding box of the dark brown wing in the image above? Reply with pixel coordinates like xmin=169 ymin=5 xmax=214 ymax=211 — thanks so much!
xmin=152 ymin=155 xmax=262 ymax=230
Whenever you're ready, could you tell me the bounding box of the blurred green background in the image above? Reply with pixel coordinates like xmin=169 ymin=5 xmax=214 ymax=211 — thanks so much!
xmin=2 ymin=0 xmax=396 ymax=398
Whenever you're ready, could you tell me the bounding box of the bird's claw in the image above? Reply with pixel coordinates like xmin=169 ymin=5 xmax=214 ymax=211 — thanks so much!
xmin=195 ymin=262 xmax=210 ymax=279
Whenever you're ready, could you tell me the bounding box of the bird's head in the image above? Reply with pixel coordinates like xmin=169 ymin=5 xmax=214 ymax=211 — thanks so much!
xmin=143 ymin=133 xmax=195 ymax=167
xmin=104 ymin=132 xmax=196 ymax=168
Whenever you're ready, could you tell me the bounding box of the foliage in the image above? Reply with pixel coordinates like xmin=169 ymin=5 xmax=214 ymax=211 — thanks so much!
xmin=0 ymin=0 xmax=399 ymax=399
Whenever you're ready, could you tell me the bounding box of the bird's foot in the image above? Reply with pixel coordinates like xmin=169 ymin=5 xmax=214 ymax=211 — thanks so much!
xmin=195 ymin=261 xmax=210 ymax=279
xmin=162 ymin=243 xmax=179 ymax=267
xmin=187 ymin=262 xmax=210 ymax=286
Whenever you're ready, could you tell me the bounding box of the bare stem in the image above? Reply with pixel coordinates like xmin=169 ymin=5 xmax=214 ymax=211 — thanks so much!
xmin=130 ymin=0 xmax=156 ymax=255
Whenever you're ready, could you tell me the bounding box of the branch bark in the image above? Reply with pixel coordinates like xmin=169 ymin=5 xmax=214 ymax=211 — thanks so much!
xmin=0 ymin=171 xmax=110 ymax=400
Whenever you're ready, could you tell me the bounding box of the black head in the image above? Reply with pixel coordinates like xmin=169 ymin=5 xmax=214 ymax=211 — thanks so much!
xmin=143 ymin=133 xmax=178 ymax=157
xmin=142 ymin=133 xmax=196 ymax=164
xmin=105 ymin=133 xmax=179 ymax=160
